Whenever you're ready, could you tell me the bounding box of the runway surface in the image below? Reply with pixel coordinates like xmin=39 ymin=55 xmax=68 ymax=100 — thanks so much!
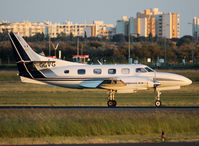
xmin=12 ymin=142 xmax=199 ymax=146
xmin=0 ymin=106 xmax=199 ymax=111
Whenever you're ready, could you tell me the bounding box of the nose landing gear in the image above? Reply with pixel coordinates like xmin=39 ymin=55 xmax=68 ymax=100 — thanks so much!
xmin=107 ymin=89 xmax=117 ymax=107
xmin=155 ymin=90 xmax=162 ymax=107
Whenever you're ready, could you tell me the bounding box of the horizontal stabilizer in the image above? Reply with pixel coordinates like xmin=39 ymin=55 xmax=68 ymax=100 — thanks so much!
xmin=20 ymin=76 xmax=47 ymax=85
xmin=17 ymin=60 xmax=56 ymax=63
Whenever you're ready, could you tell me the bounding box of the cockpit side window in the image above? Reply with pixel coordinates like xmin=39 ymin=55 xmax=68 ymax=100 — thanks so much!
xmin=136 ymin=68 xmax=147 ymax=73
xmin=145 ymin=67 xmax=154 ymax=72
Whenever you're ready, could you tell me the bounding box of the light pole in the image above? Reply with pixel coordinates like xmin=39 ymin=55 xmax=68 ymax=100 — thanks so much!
xmin=48 ymin=33 xmax=51 ymax=56
xmin=188 ymin=22 xmax=194 ymax=64
xmin=163 ymin=24 xmax=169 ymax=65
xmin=128 ymin=20 xmax=132 ymax=64
xmin=164 ymin=37 xmax=166 ymax=65
xmin=128 ymin=18 xmax=137 ymax=64
xmin=192 ymin=34 xmax=194 ymax=64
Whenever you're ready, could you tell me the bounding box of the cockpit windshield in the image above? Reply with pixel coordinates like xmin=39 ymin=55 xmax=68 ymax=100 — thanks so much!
xmin=136 ymin=67 xmax=154 ymax=73
xmin=144 ymin=67 xmax=154 ymax=72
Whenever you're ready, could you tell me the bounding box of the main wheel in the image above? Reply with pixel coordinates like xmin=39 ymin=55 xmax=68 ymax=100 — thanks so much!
xmin=107 ymin=100 xmax=117 ymax=107
xmin=112 ymin=100 xmax=117 ymax=107
xmin=155 ymin=100 xmax=161 ymax=107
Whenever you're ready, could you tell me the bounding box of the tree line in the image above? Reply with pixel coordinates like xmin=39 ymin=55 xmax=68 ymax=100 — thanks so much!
xmin=0 ymin=32 xmax=198 ymax=66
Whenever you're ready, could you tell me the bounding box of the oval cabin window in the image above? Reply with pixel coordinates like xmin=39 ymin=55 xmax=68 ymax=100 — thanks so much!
xmin=121 ymin=68 xmax=130 ymax=74
xmin=93 ymin=69 xmax=102 ymax=74
xmin=108 ymin=69 xmax=116 ymax=74
xmin=78 ymin=69 xmax=86 ymax=75
xmin=64 ymin=70 xmax=69 ymax=74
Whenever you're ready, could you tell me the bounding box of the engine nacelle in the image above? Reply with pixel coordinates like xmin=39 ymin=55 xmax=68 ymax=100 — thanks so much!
xmin=118 ymin=76 xmax=154 ymax=88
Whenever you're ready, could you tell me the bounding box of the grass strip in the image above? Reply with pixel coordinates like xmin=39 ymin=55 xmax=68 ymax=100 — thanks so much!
xmin=0 ymin=110 xmax=198 ymax=138
xmin=0 ymin=133 xmax=199 ymax=145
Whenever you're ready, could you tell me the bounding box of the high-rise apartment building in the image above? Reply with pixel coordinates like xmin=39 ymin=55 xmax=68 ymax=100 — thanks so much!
xmin=116 ymin=8 xmax=180 ymax=38
xmin=161 ymin=13 xmax=180 ymax=38
xmin=116 ymin=16 xmax=129 ymax=35
xmin=137 ymin=8 xmax=180 ymax=38
xmin=136 ymin=8 xmax=162 ymax=37
xmin=134 ymin=17 xmax=148 ymax=37
xmin=129 ymin=17 xmax=135 ymax=35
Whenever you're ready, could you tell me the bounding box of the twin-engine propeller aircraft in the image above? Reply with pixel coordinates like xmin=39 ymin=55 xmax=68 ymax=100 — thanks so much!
xmin=8 ymin=32 xmax=192 ymax=107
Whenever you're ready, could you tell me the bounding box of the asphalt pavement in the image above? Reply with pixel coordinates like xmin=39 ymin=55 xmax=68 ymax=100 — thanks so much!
xmin=6 ymin=142 xmax=199 ymax=146
xmin=0 ymin=106 xmax=199 ymax=111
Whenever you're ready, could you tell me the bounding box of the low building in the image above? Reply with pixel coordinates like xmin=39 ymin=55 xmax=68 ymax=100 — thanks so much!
xmin=0 ymin=20 xmax=45 ymax=37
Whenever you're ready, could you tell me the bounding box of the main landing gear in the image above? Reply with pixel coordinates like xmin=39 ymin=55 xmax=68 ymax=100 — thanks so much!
xmin=107 ymin=89 xmax=117 ymax=107
xmin=155 ymin=90 xmax=162 ymax=107
xmin=106 ymin=89 xmax=162 ymax=108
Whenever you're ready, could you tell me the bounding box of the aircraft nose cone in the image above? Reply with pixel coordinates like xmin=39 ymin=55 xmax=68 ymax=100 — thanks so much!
xmin=184 ymin=77 xmax=192 ymax=86
xmin=175 ymin=74 xmax=192 ymax=86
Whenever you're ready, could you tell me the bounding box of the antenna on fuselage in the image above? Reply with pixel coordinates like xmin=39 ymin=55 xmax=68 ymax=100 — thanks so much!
xmin=52 ymin=43 xmax=59 ymax=58
xmin=97 ymin=60 xmax=103 ymax=65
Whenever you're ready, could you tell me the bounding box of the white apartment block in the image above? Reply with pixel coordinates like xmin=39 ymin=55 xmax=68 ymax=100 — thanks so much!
xmin=129 ymin=17 xmax=135 ymax=35
xmin=161 ymin=13 xmax=180 ymax=39
xmin=193 ymin=17 xmax=199 ymax=39
xmin=140 ymin=18 xmax=148 ymax=37
xmin=116 ymin=16 xmax=129 ymax=35
xmin=0 ymin=20 xmax=45 ymax=37
xmin=0 ymin=20 xmax=115 ymax=38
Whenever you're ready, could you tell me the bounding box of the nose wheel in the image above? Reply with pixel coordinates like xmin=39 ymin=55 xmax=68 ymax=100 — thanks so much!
xmin=107 ymin=90 xmax=117 ymax=107
xmin=155 ymin=100 xmax=161 ymax=107
xmin=107 ymin=100 xmax=117 ymax=107
xmin=155 ymin=90 xmax=162 ymax=107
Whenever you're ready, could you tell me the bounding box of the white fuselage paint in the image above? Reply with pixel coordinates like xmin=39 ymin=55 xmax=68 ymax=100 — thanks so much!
xmin=27 ymin=64 xmax=192 ymax=93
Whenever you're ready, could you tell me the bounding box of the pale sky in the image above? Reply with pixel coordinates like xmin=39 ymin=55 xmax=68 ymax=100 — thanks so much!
xmin=0 ymin=0 xmax=199 ymax=36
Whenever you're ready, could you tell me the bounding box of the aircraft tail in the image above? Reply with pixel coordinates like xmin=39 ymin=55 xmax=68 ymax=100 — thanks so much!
xmin=9 ymin=32 xmax=84 ymax=79
xmin=9 ymin=32 xmax=41 ymax=61
xmin=8 ymin=32 xmax=46 ymax=78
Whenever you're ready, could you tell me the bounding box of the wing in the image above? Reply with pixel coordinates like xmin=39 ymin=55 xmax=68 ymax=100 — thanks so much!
xmin=79 ymin=76 xmax=155 ymax=94
xmin=98 ymin=78 xmax=126 ymax=90
xmin=80 ymin=77 xmax=126 ymax=89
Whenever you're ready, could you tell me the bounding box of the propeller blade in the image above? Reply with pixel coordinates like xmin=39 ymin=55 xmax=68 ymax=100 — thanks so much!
xmin=153 ymin=81 xmax=161 ymax=94
xmin=154 ymin=81 xmax=161 ymax=88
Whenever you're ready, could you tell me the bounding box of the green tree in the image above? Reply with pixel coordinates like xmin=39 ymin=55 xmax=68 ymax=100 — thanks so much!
xmin=176 ymin=35 xmax=192 ymax=46
xmin=112 ymin=34 xmax=126 ymax=43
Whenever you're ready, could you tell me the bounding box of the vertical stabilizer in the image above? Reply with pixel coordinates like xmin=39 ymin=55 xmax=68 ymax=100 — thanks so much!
xmin=8 ymin=32 xmax=45 ymax=78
